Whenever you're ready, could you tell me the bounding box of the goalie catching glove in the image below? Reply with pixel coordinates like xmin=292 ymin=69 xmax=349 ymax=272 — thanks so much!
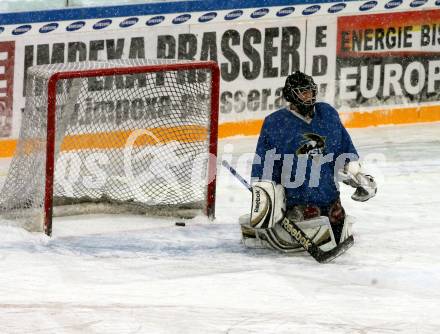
xmin=341 ymin=161 xmax=377 ymax=202
xmin=239 ymin=180 xmax=353 ymax=253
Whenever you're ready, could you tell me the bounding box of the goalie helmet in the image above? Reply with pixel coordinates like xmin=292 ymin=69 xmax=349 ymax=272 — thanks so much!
xmin=283 ymin=71 xmax=317 ymax=118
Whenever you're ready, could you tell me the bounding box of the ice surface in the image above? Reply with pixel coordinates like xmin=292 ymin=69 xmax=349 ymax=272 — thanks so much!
xmin=0 ymin=122 xmax=440 ymax=333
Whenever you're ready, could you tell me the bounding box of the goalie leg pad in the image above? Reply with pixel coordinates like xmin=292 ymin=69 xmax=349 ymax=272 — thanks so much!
xmin=339 ymin=215 xmax=355 ymax=244
xmin=270 ymin=216 xmax=337 ymax=252
xmin=239 ymin=180 xmax=286 ymax=249
xmin=241 ymin=183 xmax=354 ymax=253
xmin=240 ymin=214 xmax=339 ymax=253
xmin=250 ymin=181 xmax=286 ymax=229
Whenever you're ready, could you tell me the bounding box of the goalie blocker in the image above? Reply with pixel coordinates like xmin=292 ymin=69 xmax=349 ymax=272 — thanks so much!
xmin=239 ymin=181 xmax=353 ymax=253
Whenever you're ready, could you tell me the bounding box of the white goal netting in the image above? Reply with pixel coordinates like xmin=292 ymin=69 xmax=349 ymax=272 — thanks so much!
xmin=0 ymin=59 xmax=218 ymax=234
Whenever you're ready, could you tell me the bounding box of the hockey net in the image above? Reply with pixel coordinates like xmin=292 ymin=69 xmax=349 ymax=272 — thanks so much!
xmin=0 ymin=59 xmax=219 ymax=235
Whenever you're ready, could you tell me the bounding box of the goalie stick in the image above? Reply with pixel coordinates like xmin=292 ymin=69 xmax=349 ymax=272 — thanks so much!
xmin=221 ymin=160 xmax=354 ymax=263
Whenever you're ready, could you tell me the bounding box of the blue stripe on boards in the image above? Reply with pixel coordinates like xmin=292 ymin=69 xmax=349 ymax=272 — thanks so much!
xmin=0 ymin=0 xmax=362 ymax=25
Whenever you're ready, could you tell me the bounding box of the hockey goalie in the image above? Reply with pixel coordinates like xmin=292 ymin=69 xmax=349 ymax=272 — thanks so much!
xmin=239 ymin=71 xmax=377 ymax=259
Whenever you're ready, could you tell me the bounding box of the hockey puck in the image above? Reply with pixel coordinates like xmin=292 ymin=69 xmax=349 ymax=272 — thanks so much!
xmin=175 ymin=222 xmax=186 ymax=227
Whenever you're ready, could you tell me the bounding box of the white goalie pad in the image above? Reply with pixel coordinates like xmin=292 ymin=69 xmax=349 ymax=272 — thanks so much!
xmin=270 ymin=216 xmax=337 ymax=252
xmin=339 ymin=215 xmax=355 ymax=244
xmin=241 ymin=180 xmax=354 ymax=253
xmin=250 ymin=181 xmax=286 ymax=229
xmin=240 ymin=214 xmax=354 ymax=253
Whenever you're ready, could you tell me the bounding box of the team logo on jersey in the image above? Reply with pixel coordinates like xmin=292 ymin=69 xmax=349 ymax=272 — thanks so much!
xmin=296 ymin=133 xmax=326 ymax=157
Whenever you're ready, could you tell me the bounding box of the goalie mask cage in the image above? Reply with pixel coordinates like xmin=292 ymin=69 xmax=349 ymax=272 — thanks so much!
xmin=0 ymin=59 xmax=219 ymax=236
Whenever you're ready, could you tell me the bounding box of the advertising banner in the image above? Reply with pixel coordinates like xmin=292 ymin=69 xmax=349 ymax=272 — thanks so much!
xmin=336 ymin=9 xmax=440 ymax=111
xmin=2 ymin=15 xmax=335 ymax=139
xmin=0 ymin=0 xmax=439 ymax=152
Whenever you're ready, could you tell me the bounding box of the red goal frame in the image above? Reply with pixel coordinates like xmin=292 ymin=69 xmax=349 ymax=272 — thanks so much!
xmin=44 ymin=61 xmax=220 ymax=236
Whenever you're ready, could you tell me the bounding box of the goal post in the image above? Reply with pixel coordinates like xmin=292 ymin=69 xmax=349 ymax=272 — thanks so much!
xmin=0 ymin=59 xmax=220 ymax=235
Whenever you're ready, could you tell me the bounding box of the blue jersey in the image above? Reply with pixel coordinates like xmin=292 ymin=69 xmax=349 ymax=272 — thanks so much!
xmin=251 ymin=102 xmax=358 ymax=207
